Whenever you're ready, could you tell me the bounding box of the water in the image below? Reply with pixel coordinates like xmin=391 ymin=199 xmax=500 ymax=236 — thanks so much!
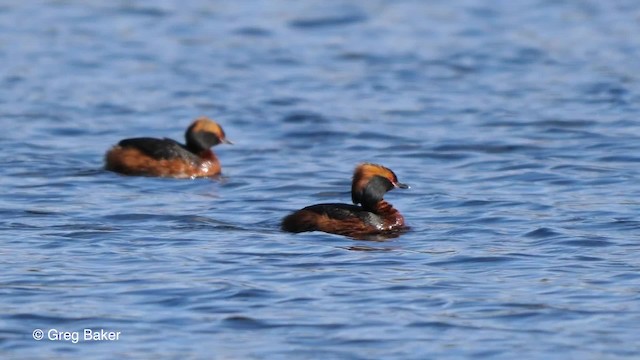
xmin=2 ymin=1 xmax=640 ymax=358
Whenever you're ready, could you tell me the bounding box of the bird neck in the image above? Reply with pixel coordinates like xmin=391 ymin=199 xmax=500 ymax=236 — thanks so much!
xmin=198 ymin=149 xmax=218 ymax=161
xmin=367 ymin=200 xmax=404 ymax=229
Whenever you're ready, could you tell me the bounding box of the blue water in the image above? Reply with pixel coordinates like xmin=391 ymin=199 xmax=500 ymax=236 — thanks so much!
xmin=2 ymin=1 xmax=640 ymax=358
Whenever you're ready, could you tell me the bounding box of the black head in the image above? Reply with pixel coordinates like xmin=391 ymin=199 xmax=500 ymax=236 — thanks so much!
xmin=185 ymin=117 xmax=232 ymax=153
xmin=351 ymin=163 xmax=408 ymax=210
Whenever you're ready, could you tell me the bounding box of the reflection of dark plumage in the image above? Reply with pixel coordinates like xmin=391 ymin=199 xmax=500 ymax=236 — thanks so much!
xmin=104 ymin=117 xmax=231 ymax=178
xmin=281 ymin=163 xmax=409 ymax=238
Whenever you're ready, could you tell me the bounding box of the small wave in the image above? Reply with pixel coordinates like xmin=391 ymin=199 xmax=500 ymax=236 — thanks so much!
xmin=289 ymin=14 xmax=367 ymax=29
xmin=281 ymin=111 xmax=328 ymax=124
xmin=428 ymin=255 xmax=517 ymax=267
xmin=558 ymin=239 xmax=614 ymax=247
xmin=524 ymin=227 xmax=561 ymax=239
xmin=221 ymin=316 xmax=278 ymax=330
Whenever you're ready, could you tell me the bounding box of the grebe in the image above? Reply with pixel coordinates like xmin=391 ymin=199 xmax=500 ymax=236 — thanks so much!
xmin=282 ymin=163 xmax=408 ymax=238
xmin=105 ymin=117 xmax=231 ymax=178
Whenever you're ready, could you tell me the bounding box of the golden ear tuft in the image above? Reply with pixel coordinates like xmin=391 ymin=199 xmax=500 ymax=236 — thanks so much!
xmin=353 ymin=163 xmax=396 ymax=183
xmin=189 ymin=117 xmax=226 ymax=139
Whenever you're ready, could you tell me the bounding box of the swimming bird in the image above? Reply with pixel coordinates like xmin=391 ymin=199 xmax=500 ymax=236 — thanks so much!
xmin=105 ymin=117 xmax=231 ymax=178
xmin=282 ymin=163 xmax=408 ymax=238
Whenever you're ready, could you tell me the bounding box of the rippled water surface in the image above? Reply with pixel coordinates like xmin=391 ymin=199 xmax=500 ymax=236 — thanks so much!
xmin=2 ymin=1 xmax=640 ymax=358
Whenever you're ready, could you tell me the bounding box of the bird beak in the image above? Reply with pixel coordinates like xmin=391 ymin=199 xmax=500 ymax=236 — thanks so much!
xmin=395 ymin=182 xmax=409 ymax=189
xmin=222 ymin=138 xmax=234 ymax=145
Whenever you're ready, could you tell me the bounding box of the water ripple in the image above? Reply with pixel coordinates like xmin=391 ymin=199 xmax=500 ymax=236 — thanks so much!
xmin=2 ymin=1 xmax=640 ymax=359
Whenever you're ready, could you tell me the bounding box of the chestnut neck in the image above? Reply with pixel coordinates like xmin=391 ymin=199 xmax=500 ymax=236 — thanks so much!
xmin=368 ymin=200 xmax=405 ymax=229
xmin=197 ymin=149 xmax=218 ymax=161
